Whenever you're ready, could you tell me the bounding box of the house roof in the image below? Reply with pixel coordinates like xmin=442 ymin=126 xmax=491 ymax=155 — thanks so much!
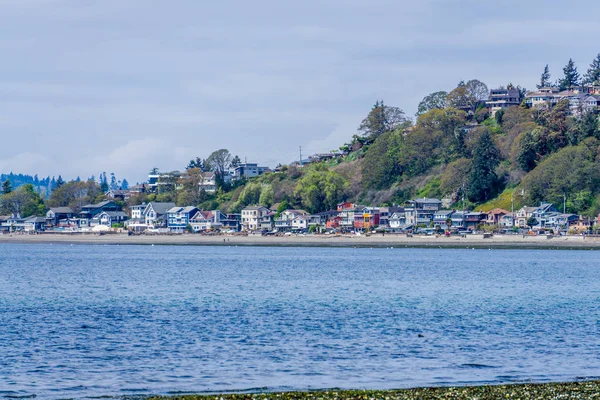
xmin=243 ymin=205 xmax=268 ymax=211
xmin=147 ymin=202 xmax=176 ymax=215
xmin=101 ymin=211 xmax=127 ymax=218
xmin=24 ymin=216 xmax=47 ymax=223
xmin=487 ymin=208 xmax=509 ymax=215
xmin=81 ymin=200 xmax=114 ymax=209
xmin=167 ymin=206 xmax=197 ymax=214
xmin=50 ymin=207 xmax=74 ymax=214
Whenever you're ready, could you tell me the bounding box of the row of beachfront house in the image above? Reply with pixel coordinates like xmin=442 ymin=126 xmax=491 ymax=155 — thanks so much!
xmin=1 ymin=197 xmax=597 ymax=234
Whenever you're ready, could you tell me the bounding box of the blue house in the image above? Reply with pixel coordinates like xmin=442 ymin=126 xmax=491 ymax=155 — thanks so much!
xmin=167 ymin=206 xmax=199 ymax=232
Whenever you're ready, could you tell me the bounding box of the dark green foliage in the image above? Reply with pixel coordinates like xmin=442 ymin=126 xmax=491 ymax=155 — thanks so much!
xmin=2 ymin=180 xmax=12 ymax=195
xmin=494 ymin=109 xmax=504 ymax=126
xmin=516 ymin=129 xmax=541 ymax=172
xmin=537 ymin=64 xmax=552 ymax=89
xmin=294 ymin=165 xmax=347 ymax=213
xmin=416 ymin=91 xmax=448 ymax=116
xmin=0 ymin=184 xmax=46 ymax=217
xmin=361 ymin=131 xmax=403 ymax=189
xmin=558 ymin=58 xmax=580 ymax=90
xmin=583 ymin=53 xmax=600 ymax=85
xmin=519 ymin=139 xmax=600 ymax=213
xmin=527 ymin=216 xmax=538 ymax=228
xmin=468 ymin=130 xmax=500 ymax=202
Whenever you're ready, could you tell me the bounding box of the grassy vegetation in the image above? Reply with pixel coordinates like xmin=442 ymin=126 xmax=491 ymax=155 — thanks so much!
xmin=476 ymin=187 xmax=516 ymax=212
xmin=149 ymin=380 xmax=600 ymax=400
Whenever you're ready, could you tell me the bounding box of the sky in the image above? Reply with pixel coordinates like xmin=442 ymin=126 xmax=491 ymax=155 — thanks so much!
xmin=1 ymin=0 xmax=599 ymax=183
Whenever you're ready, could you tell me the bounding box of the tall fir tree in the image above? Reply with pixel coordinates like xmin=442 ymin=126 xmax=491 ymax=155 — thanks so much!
xmin=537 ymin=64 xmax=552 ymax=89
xmin=583 ymin=53 xmax=600 ymax=85
xmin=558 ymin=58 xmax=580 ymax=91
xmin=55 ymin=175 xmax=65 ymax=188
xmin=2 ymin=180 xmax=12 ymax=195
xmin=468 ymin=130 xmax=500 ymax=202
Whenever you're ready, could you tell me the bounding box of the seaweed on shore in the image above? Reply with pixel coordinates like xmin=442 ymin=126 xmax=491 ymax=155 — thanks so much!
xmin=148 ymin=380 xmax=600 ymax=400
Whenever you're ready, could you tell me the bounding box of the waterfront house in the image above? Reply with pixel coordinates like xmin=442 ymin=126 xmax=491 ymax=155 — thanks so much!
xmin=241 ymin=206 xmax=270 ymax=231
xmin=499 ymin=213 xmax=515 ymax=227
xmin=353 ymin=207 xmax=380 ymax=231
xmin=450 ymin=210 xmax=468 ymax=229
xmin=532 ymin=203 xmax=559 ymax=229
xmin=189 ymin=210 xmax=227 ymax=232
xmin=91 ymin=211 xmax=128 ymax=227
xmin=167 ymin=206 xmax=199 ymax=232
xmin=275 ymin=210 xmax=309 ymax=232
xmin=404 ymin=198 xmax=442 ymax=226
xmin=222 ymin=213 xmax=241 ymax=231
xmin=515 ymin=206 xmax=537 ymax=228
xmin=46 ymin=207 xmax=76 ymax=227
xmin=485 ymin=208 xmax=510 ymax=226
xmin=433 ymin=210 xmax=454 ymax=229
xmin=464 ymin=212 xmax=486 ymax=230
xmin=309 ymin=210 xmax=338 ymax=229
xmin=389 ymin=211 xmax=407 ymax=231
xmin=143 ymin=202 xmax=176 ymax=228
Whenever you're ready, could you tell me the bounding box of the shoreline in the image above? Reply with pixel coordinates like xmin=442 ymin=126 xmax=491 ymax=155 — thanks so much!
xmin=145 ymin=380 xmax=600 ymax=399
xmin=2 ymin=232 xmax=600 ymax=249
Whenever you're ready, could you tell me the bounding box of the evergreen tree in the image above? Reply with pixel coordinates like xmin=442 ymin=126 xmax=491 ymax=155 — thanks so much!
xmin=230 ymin=155 xmax=242 ymax=168
xmin=537 ymin=64 xmax=552 ymax=89
xmin=110 ymin=173 xmax=118 ymax=190
xmin=468 ymin=130 xmax=500 ymax=202
xmin=2 ymin=180 xmax=12 ymax=195
xmin=55 ymin=175 xmax=65 ymax=188
xmin=583 ymin=53 xmax=600 ymax=85
xmin=121 ymin=178 xmax=129 ymax=190
xmin=558 ymin=58 xmax=580 ymax=91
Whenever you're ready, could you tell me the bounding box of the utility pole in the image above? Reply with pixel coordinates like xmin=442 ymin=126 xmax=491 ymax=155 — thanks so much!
xmin=299 ymin=146 xmax=303 ymax=167
xmin=563 ymin=193 xmax=566 ymax=214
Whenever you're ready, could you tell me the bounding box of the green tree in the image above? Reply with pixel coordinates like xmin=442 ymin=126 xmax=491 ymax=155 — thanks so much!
xmin=2 ymin=180 xmax=12 ymax=195
xmin=294 ymin=165 xmax=347 ymax=213
xmin=537 ymin=64 xmax=552 ymax=89
xmin=206 ymin=149 xmax=232 ymax=182
xmin=526 ymin=217 xmax=538 ymax=229
xmin=0 ymin=184 xmax=45 ymax=217
xmin=583 ymin=53 xmax=600 ymax=85
xmin=558 ymin=58 xmax=580 ymax=90
xmin=358 ymin=100 xmax=409 ymax=141
xmin=258 ymin=184 xmax=274 ymax=208
xmin=361 ymin=130 xmax=403 ymax=189
xmin=230 ymin=155 xmax=242 ymax=168
xmin=468 ymin=130 xmax=500 ymax=202
xmin=55 ymin=175 xmax=65 ymax=189
xmin=416 ymin=91 xmax=448 ymax=117
xmin=516 ymin=129 xmax=540 ymax=172
xmin=447 ymin=79 xmax=489 ymax=112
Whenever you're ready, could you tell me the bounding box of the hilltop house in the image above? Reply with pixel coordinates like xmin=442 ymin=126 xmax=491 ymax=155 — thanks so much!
xmin=486 ymin=87 xmax=521 ymax=115
xmin=199 ymin=172 xmax=217 ymax=193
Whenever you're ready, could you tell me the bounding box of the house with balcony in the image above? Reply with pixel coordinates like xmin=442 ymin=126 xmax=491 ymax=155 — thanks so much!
xmin=309 ymin=210 xmax=338 ymax=229
xmin=389 ymin=211 xmax=407 ymax=231
xmin=275 ymin=210 xmax=309 ymax=232
xmin=353 ymin=207 xmax=380 ymax=231
xmin=464 ymin=212 xmax=487 ymax=229
xmin=433 ymin=210 xmax=454 ymax=229
xmin=404 ymin=198 xmax=442 ymax=226
xmin=189 ymin=210 xmax=228 ymax=232
xmin=91 ymin=211 xmax=128 ymax=227
xmin=46 ymin=207 xmax=76 ymax=228
xmin=485 ymin=208 xmax=510 ymax=226
xmin=228 ymin=163 xmax=270 ymax=181
xmin=143 ymin=202 xmax=176 ymax=229
xmin=486 ymin=87 xmax=521 ymax=115
xmin=167 ymin=206 xmax=199 ymax=232
xmin=241 ymin=206 xmax=270 ymax=231
xmin=515 ymin=206 xmax=537 ymax=228
xmin=199 ymin=172 xmax=217 ymax=193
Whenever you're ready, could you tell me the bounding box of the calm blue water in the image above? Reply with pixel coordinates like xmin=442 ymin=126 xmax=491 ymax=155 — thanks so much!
xmin=1 ymin=244 xmax=600 ymax=399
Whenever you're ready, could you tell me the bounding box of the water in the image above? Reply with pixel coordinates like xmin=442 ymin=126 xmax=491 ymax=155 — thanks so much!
xmin=1 ymin=243 xmax=600 ymax=399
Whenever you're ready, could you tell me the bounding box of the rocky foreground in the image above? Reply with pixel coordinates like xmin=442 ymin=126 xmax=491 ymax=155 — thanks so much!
xmin=148 ymin=381 xmax=600 ymax=399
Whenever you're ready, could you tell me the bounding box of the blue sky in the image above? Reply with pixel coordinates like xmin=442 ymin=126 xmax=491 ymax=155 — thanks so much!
xmin=1 ymin=0 xmax=599 ymax=183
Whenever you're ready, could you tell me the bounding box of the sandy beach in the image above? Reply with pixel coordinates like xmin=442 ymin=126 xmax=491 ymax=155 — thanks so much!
xmin=1 ymin=232 xmax=600 ymax=249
